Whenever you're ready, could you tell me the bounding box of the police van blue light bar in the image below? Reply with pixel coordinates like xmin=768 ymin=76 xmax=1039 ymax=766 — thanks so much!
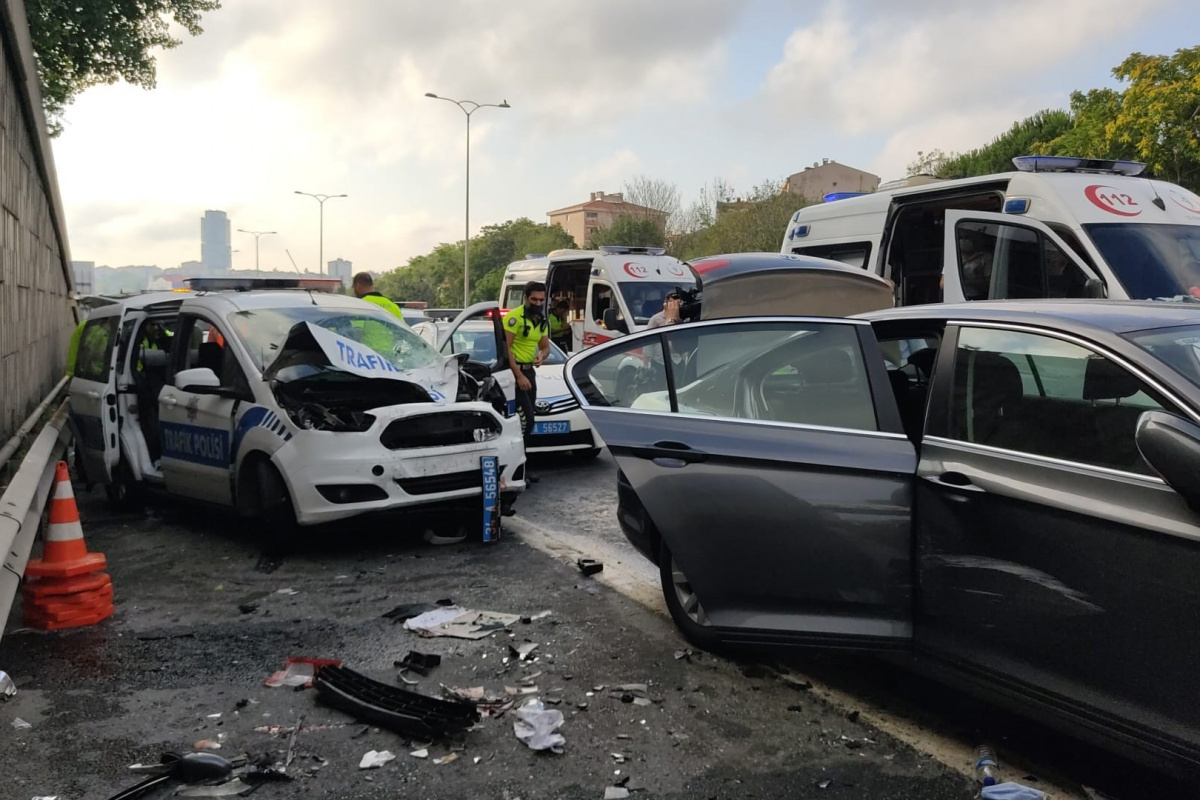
xmin=1004 ymin=198 xmax=1031 ymax=214
xmin=1012 ymin=156 xmax=1146 ymax=176
xmin=184 ymin=277 xmax=344 ymax=292
xmin=823 ymin=192 xmax=869 ymax=203
xmin=598 ymin=246 xmax=667 ymax=256
xmin=789 ymin=225 xmax=810 ymax=240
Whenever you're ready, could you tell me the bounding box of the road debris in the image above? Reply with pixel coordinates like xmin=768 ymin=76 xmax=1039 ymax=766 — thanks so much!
xmin=673 ymin=649 xmax=693 ymax=662
xmin=193 ymin=739 xmax=222 ymax=751
xmin=510 ymin=642 xmax=539 ymax=661
xmin=576 ymin=558 xmax=604 ymax=576
xmin=513 ymin=698 xmax=566 ymax=753
xmin=0 ymin=670 xmax=16 ymax=699
xmin=404 ymin=606 xmax=521 ymax=639
xmin=433 ymin=752 xmax=460 ymax=765
xmin=395 ymin=650 xmax=442 ymax=675
xmin=980 ymin=784 xmax=1048 ymax=800
xmin=285 ymin=714 xmax=304 ymax=767
xmin=314 ymin=665 xmax=480 ymax=738
xmin=382 ymin=602 xmax=439 ymax=623
xmin=264 ymin=657 xmax=341 ymax=688
xmin=254 ymin=553 xmax=282 ymax=574
xmin=275 ymin=587 xmax=300 ymax=596
xmin=177 ymin=781 xmax=250 ymax=797
xmin=604 ymin=788 xmax=630 ymax=799
xmin=410 ymin=749 xmax=429 ymax=759
xmin=358 ymin=750 xmax=396 ymax=769
xmin=12 ymin=717 xmax=31 ymax=729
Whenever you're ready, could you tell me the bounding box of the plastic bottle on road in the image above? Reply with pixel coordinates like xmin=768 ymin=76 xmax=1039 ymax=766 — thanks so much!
xmin=975 ymin=744 xmax=999 ymax=786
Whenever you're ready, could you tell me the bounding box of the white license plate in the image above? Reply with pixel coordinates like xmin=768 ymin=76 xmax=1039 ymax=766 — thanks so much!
xmin=533 ymin=421 xmax=570 ymax=435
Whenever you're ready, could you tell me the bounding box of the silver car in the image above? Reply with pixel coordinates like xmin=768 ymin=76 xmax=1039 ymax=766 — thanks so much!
xmin=566 ymin=300 xmax=1200 ymax=775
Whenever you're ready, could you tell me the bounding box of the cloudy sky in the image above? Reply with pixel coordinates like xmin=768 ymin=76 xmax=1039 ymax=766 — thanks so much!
xmin=53 ymin=0 xmax=1199 ymax=273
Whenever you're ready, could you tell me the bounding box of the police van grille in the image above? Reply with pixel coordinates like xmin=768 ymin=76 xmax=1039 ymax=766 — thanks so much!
xmin=380 ymin=411 xmax=501 ymax=449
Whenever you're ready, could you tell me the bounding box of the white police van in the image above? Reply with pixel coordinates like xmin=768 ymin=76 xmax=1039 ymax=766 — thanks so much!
xmin=498 ymin=246 xmax=697 ymax=351
xmin=781 ymin=156 xmax=1200 ymax=306
xmin=68 ymin=278 xmax=526 ymax=536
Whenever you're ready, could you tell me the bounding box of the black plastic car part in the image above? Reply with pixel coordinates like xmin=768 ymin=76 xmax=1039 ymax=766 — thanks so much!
xmin=314 ymin=664 xmax=479 ymax=738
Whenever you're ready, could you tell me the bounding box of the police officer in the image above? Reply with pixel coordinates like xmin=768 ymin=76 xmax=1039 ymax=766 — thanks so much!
xmin=352 ymin=272 xmax=407 ymax=322
xmin=504 ymin=281 xmax=550 ymax=452
xmin=549 ymin=299 xmax=572 ymax=352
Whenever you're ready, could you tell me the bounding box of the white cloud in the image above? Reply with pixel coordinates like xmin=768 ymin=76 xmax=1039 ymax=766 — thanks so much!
xmin=569 ymin=150 xmax=644 ymax=196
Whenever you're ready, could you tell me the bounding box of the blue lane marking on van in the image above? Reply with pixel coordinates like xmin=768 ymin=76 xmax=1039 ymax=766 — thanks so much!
xmin=161 ymin=422 xmax=230 ymax=468
xmin=231 ymin=406 xmax=292 ymax=464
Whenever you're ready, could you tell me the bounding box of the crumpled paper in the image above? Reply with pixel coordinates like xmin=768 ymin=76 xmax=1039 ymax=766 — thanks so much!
xmin=359 ymin=750 xmax=396 ymax=769
xmin=512 ymin=699 xmax=565 ymax=753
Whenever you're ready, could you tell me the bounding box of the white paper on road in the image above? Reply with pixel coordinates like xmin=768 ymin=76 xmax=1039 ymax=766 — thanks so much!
xmin=359 ymin=750 xmax=396 ymax=769
xmin=513 ymin=699 xmax=566 ymax=753
xmin=404 ymin=606 xmax=521 ymax=639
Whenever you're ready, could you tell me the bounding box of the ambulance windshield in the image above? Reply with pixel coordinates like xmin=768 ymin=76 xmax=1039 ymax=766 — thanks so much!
xmin=229 ymin=306 xmax=440 ymax=374
xmin=1084 ymin=223 xmax=1200 ymax=300
xmin=619 ymin=282 xmax=684 ymax=325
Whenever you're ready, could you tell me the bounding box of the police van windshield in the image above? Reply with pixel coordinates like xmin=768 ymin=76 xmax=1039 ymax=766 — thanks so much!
xmin=1084 ymin=223 xmax=1200 ymax=300
xmin=619 ymin=282 xmax=684 ymax=325
xmin=229 ymin=306 xmax=440 ymax=373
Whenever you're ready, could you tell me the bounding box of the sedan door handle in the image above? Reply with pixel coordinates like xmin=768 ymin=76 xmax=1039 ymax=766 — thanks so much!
xmin=631 ymin=441 xmax=708 ymax=464
xmin=927 ymin=471 xmax=985 ymax=492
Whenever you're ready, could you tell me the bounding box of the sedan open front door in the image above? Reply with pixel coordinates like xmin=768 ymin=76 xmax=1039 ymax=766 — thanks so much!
xmin=566 ymin=318 xmax=917 ymax=650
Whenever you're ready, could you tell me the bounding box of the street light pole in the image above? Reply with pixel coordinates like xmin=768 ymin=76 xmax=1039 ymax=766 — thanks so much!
xmin=425 ymin=93 xmax=511 ymax=307
xmin=237 ymin=229 xmax=277 ymax=273
xmin=293 ymin=191 xmax=348 ymax=274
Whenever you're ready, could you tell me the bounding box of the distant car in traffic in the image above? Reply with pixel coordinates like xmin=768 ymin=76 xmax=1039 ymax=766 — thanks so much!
xmin=412 ymin=317 xmax=603 ymax=459
xmin=566 ymin=298 xmax=1200 ymax=775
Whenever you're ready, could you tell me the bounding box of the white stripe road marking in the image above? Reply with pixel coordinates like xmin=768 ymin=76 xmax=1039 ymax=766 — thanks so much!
xmin=507 ymin=513 xmax=1082 ymax=798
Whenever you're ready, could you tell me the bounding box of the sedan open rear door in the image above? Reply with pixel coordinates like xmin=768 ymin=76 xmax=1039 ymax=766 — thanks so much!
xmin=566 ymin=318 xmax=917 ymax=650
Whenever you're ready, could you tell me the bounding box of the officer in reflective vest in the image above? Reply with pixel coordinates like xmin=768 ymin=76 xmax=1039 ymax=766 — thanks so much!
xmin=353 ymin=272 xmax=407 ymax=321
xmin=352 ymin=271 xmax=409 ymax=356
xmin=504 ymin=281 xmax=550 ymax=448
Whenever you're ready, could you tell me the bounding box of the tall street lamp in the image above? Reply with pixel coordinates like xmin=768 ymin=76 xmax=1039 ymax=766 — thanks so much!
xmin=425 ymin=92 xmax=510 ymax=306
xmin=237 ymin=229 xmax=277 ymax=273
xmin=294 ymin=191 xmax=348 ymax=274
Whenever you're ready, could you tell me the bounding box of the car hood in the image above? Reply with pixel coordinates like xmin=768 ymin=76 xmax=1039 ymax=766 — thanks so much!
xmin=533 ymin=364 xmax=572 ymax=402
xmin=263 ymin=321 xmax=459 ymax=404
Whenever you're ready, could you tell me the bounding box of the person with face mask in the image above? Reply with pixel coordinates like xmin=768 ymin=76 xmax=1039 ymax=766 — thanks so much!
xmin=504 ymin=282 xmax=550 ymax=463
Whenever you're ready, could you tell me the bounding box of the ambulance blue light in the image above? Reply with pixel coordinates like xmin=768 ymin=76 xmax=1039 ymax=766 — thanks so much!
xmin=792 ymin=211 xmax=801 ymax=223
xmin=823 ymin=192 xmax=868 ymax=203
xmin=1012 ymin=156 xmax=1146 ymax=176
xmin=1004 ymin=198 xmax=1031 ymax=214
xmin=790 ymin=225 xmax=810 ymax=239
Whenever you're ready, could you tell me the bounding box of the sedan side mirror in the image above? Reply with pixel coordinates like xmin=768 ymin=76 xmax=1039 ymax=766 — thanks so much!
xmin=176 ymin=367 xmax=220 ymax=391
xmin=602 ymin=307 xmax=629 ymax=335
xmin=1084 ymin=277 xmax=1107 ymax=299
xmin=1135 ymin=410 xmax=1200 ymax=510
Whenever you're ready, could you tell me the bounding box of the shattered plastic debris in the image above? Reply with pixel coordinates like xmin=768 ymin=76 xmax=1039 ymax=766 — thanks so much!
xmin=505 ymin=685 xmax=539 ymax=696
xmin=382 ymin=603 xmax=439 ymax=623
xmin=513 ymin=699 xmax=566 ymax=753
xmin=510 ymin=642 xmax=539 ymax=661
xmin=0 ymin=670 xmax=16 ymax=699
xmin=433 ymin=753 xmax=459 ymax=765
xmin=275 ymin=587 xmax=300 ymax=596
xmin=605 ymin=788 xmax=630 ymax=799
xmin=576 ymin=558 xmax=604 ymax=576
xmin=358 ymin=750 xmax=396 ymax=769
xmin=980 ymin=784 xmax=1049 ymax=800
xmin=12 ymin=717 xmax=31 ymax=729
xmin=194 ymin=739 xmax=222 ymax=750
xmin=264 ymin=657 xmax=342 ymax=688
xmin=315 ymin=665 xmax=480 ymax=738
xmin=410 ymin=749 xmax=429 ymax=759
xmin=405 ymin=607 xmax=522 ymax=639
xmin=177 ymin=780 xmax=251 ymax=797
xmin=395 ymin=650 xmax=442 ymax=675
xmin=818 ymin=779 xmax=832 ymax=789
xmin=529 ymin=610 xmax=552 ymax=621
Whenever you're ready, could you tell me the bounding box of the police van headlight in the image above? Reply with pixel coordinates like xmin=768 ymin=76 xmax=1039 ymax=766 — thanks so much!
xmin=473 ymin=427 xmax=499 ymax=443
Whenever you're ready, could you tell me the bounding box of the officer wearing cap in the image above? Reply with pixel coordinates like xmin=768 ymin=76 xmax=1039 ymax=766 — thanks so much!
xmin=504 ymin=281 xmax=550 ymax=446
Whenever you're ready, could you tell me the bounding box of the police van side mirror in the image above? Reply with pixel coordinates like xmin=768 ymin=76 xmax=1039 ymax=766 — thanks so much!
xmin=176 ymin=367 xmax=220 ymax=391
xmin=1084 ymin=277 xmax=1107 ymax=299
xmin=602 ymin=307 xmax=628 ymax=335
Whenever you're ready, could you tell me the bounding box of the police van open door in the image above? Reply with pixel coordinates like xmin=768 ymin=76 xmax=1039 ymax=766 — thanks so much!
xmin=441 ymin=302 xmax=517 ymax=416
xmin=941 ymin=210 xmax=1107 ymax=303
xmin=68 ymin=308 xmax=122 ymax=485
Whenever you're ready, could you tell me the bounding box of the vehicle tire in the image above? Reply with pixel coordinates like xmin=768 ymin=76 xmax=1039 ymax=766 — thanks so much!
xmin=659 ymin=539 xmax=722 ymax=652
xmin=104 ymin=456 xmax=140 ymax=512
xmin=255 ymin=461 xmax=297 ymax=553
xmin=572 ymin=447 xmax=602 ymax=461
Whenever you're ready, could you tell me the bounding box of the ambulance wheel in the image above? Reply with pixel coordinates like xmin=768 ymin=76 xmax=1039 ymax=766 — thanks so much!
xmin=256 ymin=462 xmax=297 ymax=552
xmin=105 ymin=456 xmax=140 ymax=512
xmin=572 ymin=447 xmax=602 ymax=461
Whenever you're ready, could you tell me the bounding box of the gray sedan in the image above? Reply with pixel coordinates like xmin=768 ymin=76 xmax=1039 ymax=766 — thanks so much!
xmin=565 ymin=300 xmax=1200 ymax=775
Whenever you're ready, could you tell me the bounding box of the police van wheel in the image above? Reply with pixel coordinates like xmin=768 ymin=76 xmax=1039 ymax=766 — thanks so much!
xmin=256 ymin=462 xmax=296 ymax=551
xmin=104 ymin=457 xmax=139 ymax=512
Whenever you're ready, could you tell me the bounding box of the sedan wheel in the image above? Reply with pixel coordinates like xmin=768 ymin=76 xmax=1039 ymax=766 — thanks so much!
xmin=659 ymin=540 xmax=721 ymax=651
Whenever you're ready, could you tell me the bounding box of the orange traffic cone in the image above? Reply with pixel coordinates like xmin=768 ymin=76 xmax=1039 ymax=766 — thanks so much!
xmin=22 ymin=461 xmax=114 ymax=630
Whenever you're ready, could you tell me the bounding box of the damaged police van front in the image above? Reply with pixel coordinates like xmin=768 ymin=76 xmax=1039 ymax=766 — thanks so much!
xmin=68 ymin=280 xmax=526 ymax=535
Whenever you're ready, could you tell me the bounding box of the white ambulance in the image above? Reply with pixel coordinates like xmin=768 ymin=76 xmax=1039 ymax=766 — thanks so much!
xmin=68 ymin=278 xmax=526 ymax=540
xmin=497 ymin=246 xmax=698 ymax=351
xmin=780 ymin=156 xmax=1200 ymax=306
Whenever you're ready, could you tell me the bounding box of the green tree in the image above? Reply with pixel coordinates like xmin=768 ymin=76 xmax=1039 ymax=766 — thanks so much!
xmin=673 ymin=180 xmax=806 ymax=260
xmin=1048 ymin=47 xmax=1200 ymax=189
xmin=590 ymin=216 xmax=668 ymax=249
xmin=937 ymin=109 xmax=1073 ymax=178
xmin=25 ymin=0 xmax=221 ymax=135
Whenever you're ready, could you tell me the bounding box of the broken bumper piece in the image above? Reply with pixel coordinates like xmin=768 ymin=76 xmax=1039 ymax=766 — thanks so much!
xmin=314 ymin=665 xmax=479 ymax=738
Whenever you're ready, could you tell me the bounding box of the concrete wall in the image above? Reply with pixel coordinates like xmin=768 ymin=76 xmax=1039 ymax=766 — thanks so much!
xmin=0 ymin=0 xmax=76 ymax=444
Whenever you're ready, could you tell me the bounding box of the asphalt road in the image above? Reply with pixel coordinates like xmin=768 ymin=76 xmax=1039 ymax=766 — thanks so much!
xmin=0 ymin=450 xmax=1187 ymax=799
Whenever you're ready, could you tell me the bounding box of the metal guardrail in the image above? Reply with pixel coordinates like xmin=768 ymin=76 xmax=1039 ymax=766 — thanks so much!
xmin=0 ymin=400 xmax=71 ymax=642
